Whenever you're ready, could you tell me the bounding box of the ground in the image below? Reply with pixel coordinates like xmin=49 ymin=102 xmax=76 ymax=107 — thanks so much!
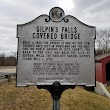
xmin=106 ymin=86 xmax=110 ymax=93
xmin=0 ymin=80 xmax=110 ymax=110
xmin=0 ymin=66 xmax=15 ymax=70
xmin=0 ymin=66 xmax=110 ymax=110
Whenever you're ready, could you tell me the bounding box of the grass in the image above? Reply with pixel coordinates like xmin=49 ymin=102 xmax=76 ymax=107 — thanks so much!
xmin=0 ymin=66 xmax=16 ymax=70
xmin=0 ymin=80 xmax=110 ymax=110
xmin=0 ymin=66 xmax=16 ymax=74
xmin=106 ymin=86 xmax=110 ymax=93
xmin=0 ymin=81 xmax=52 ymax=110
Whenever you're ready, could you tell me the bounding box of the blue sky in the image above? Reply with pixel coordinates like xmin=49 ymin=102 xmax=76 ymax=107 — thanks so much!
xmin=0 ymin=0 xmax=110 ymax=54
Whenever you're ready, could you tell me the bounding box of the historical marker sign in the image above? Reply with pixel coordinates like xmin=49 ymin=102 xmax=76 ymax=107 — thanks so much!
xmin=16 ymin=7 xmax=96 ymax=87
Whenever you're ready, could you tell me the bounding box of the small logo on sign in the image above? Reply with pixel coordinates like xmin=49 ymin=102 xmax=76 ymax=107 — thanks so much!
xmin=49 ymin=7 xmax=65 ymax=22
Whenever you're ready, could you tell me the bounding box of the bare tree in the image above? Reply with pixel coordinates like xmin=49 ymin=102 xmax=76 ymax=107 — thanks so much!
xmin=95 ymin=28 xmax=110 ymax=55
xmin=8 ymin=52 xmax=17 ymax=66
xmin=0 ymin=52 xmax=17 ymax=66
xmin=10 ymin=52 xmax=17 ymax=58
xmin=0 ymin=53 xmax=5 ymax=66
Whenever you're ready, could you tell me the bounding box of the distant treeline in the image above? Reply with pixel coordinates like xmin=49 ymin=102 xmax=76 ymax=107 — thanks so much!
xmin=0 ymin=53 xmax=16 ymax=66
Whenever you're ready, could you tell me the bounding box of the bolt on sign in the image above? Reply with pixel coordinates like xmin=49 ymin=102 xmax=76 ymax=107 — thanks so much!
xmin=16 ymin=7 xmax=96 ymax=87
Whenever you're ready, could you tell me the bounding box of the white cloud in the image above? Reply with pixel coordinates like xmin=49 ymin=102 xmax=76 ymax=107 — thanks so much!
xmin=78 ymin=0 xmax=110 ymax=27
xmin=0 ymin=0 xmax=110 ymax=54
xmin=58 ymin=0 xmax=74 ymax=10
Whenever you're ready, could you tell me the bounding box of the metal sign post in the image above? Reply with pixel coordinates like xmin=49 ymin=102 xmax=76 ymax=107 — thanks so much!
xmin=38 ymin=81 xmax=75 ymax=110
xmin=53 ymin=98 xmax=60 ymax=110
xmin=51 ymin=81 xmax=60 ymax=110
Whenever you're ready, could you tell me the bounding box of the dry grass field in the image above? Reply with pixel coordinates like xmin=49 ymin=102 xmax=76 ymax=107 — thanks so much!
xmin=106 ymin=86 xmax=110 ymax=93
xmin=0 ymin=66 xmax=110 ymax=110
xmin=0 ymin=80 xmax=110 ymax=110
xmin=0 ymin=66 xmax=16 ymax=70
